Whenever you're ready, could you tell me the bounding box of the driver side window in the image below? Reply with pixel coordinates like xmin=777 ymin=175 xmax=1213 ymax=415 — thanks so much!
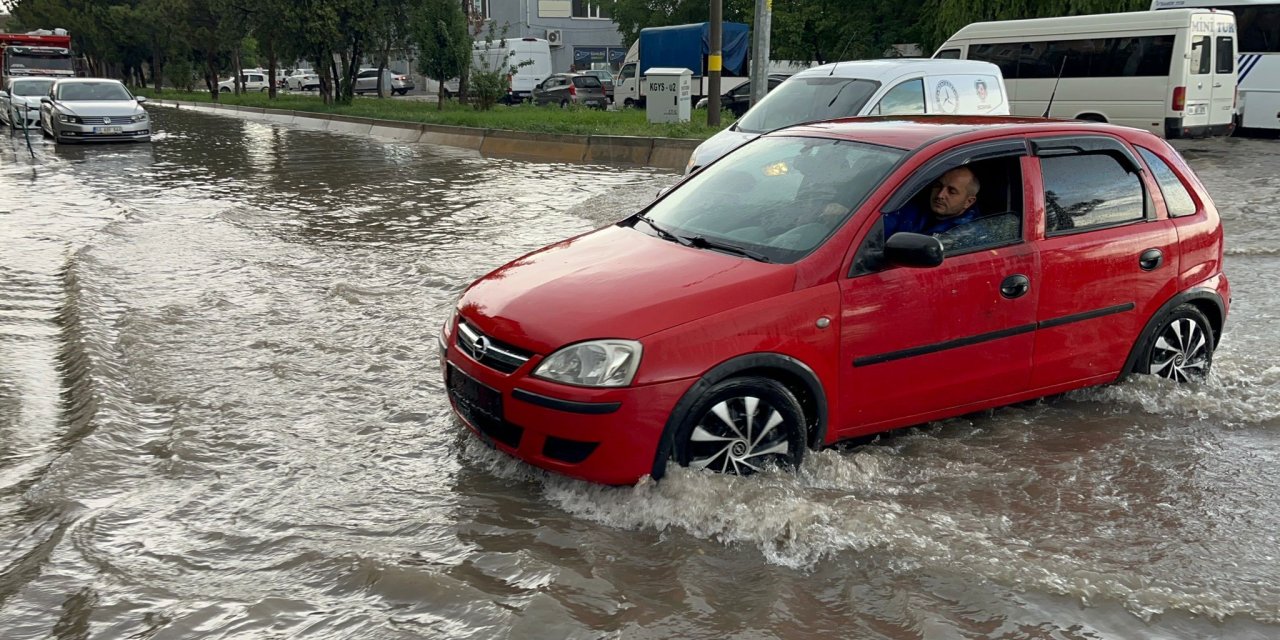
xmin=870 ymin=79 xmax=926 ymax=116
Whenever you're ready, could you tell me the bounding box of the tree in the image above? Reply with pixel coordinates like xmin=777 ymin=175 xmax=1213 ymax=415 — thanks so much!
xmin=410 ymin=0 xmax=469 ymax=110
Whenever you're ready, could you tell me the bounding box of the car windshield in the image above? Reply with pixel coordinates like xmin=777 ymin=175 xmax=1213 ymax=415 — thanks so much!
xmin=5 ymin=53 xmax=74 ymax=73
xmin=735 ymin=77 xmax=880 ymax=134
xmin=57 ymin=82 xmax=133 ymax=101
xmin=640 ymin=136 xmax=904 ymax=263
xmin=11 ymin=80 xmax=54 ymax=96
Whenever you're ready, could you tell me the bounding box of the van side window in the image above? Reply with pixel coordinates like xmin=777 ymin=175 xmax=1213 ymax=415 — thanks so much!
xmin=1216 ymin=36 xmax=1235 ymax=73
xmin=872 ymin=79 xmax=925 ymax=115
xmin=1137 ymin=146 xmax=1197 ymax=218
xmin=935 ymin=49 xmax=961 ymax=59
xmin=1041 ymin=154 xmax=1145 ymax=234
xmin=1191 ymin=36 xmax=1211 ymax=75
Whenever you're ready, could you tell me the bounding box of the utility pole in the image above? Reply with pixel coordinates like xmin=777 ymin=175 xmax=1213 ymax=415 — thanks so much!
xmin=708 ymin=0 xmax=722 ymax=126
xmin=750 ymin=0 xmax=772 ymax=105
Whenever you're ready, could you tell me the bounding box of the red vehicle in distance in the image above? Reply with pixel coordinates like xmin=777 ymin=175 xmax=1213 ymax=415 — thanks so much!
xmin=1 ymin=32 xmax=75 ymax=85
xmin=441 ymin=116 xmax=1229 ymax=485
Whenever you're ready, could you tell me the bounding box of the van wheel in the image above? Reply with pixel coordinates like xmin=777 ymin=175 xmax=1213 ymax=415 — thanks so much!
xmin=623 ymin=98 xmax=635 ymax=108
xmin=1136 ymin=304 xmax=1214 ymax=382
xmin=559 ymin=99 xmax=570 ymax=109
xmin=220 ymin=87 xmax=230 ymax=93
xmin=673 ymin=377 xmax=805 ymax=476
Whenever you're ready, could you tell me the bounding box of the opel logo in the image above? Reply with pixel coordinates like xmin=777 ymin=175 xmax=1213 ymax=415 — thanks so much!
xmin=473 ymin=335 xmax=490 ymax=361
xmin=103 ymin=117 xmax=111 ymax=124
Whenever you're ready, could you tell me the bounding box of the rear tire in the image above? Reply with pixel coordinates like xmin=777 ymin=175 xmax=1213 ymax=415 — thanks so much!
xmin=1136 ymin=303 xmax=1214 ymax=382
xmin=673 ymin=377 xmax=806 ymax=476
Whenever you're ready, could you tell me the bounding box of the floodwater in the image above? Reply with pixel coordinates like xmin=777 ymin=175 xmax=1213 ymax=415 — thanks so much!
xmin=1 ymin=109 xmax=1277 ymax=639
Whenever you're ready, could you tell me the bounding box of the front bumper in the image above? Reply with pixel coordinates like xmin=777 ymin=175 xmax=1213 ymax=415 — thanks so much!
xmin=56 ymin=120 xmax=151 ymax=142
xmin=441 ymin=329 xmax=694 ymax=485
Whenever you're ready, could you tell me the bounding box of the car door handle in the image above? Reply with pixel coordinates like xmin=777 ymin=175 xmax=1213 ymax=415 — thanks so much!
xmin=1139 ymin=248 xmax=1164 ymax=271
xmin=1000 ymin=274 xmax=1030 ymax=299
xmin=1213 ymin=82 xmax=1223 ymax=88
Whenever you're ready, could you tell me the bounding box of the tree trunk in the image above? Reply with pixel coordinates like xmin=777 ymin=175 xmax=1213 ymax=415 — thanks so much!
xmin=233 ymin=48 xmax=243 ymax=95
xmin=267 ymin=39 xmax=278 ymax=99
xmin=152 ymin=51 xmax=163 ymax=93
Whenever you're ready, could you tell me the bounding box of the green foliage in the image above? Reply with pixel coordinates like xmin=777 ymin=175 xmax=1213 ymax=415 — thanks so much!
xmin=468 ymin=21 xmax=532 ymax=112
xmin=409 ymin=0 xmax=469 ymax=108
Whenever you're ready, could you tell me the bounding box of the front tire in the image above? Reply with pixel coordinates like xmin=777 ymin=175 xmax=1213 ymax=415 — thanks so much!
xmin=673 ymin=377 xmax=806 ymax=476
xmin=1137 ymin=303 xmax=1214 ymax=382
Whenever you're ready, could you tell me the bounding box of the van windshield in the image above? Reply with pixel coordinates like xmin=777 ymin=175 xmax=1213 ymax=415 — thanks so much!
xmin=735 ymin=78 xmax=880 ymax=134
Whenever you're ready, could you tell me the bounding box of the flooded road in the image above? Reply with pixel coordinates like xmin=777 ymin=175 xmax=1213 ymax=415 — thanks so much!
xmin=1 ymin=108 xmax=1278 ymax=639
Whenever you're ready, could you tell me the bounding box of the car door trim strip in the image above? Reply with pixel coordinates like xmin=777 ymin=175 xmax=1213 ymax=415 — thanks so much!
xmin=853 ymin=302 xmax=1135 ymax=367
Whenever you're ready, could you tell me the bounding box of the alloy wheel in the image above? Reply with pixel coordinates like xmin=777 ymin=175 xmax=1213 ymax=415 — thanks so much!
xmin=686 ymin=395 xmax=793 ymax=475
xmin=1150 ymin=317 xmax=1209 ymax=382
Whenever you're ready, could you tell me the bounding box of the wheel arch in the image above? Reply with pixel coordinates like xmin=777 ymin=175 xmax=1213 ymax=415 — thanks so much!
xmin=650 ymin=352 xmax=829 ymax=479
xmin=1075 ymin=112 xmax=1108 ymax=123
xmin=1121 ymin=289 xmax=1225 ymax=377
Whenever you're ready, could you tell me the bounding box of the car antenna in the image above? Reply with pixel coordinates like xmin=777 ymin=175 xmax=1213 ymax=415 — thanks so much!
xmin=1042 ymin=56 xmax=1067 ymax=118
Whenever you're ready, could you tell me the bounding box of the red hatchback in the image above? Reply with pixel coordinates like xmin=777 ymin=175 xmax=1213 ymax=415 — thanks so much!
xmin=440 ymin=117 xmax=1228 ymax=485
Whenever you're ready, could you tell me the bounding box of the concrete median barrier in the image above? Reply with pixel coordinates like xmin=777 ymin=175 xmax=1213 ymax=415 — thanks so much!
xmin=327 ymin=115 xmax=374 ymax=135
xmin=480 ymin=130 xmax=589 ymax=163
xmin=585 ymin=135 xmax=654 ymax=165
xmin=369 ymin=119 xmax=424 ymax=142
xmin=417 ymin=124 xmax=487 ymax=150
xmin=649 ymin=138 xmax=701 ymax=172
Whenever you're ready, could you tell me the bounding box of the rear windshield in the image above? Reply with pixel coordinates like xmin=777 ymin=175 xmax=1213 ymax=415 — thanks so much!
xmin=573 ymin=76 xmax=602 ymax=88
xmin=735 ymin=77 xmax=880 ymax=133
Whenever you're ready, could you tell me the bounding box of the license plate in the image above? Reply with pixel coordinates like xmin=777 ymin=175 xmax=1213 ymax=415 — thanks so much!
xmin=1189 ymin=104 xmax=1207 ymax=116
xmin=95 ymin=126 xmax=123 ymax=134
xmin=447 ymin=365 xmax=503 ymax=427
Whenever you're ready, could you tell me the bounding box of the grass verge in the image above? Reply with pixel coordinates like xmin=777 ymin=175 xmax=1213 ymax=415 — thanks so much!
xmin=135 ymin=89 xmax=738 ymax=140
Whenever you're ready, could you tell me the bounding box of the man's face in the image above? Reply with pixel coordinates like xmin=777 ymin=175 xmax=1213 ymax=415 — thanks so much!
xmin=929 ymin=169 xmax=977 ymax=218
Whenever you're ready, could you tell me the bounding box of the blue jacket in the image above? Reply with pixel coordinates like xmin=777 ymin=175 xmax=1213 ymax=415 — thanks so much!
xmin=883 ymin=202 xmax=981 ymax=239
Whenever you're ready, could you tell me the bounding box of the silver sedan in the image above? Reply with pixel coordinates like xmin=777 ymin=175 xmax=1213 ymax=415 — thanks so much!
xmin=1 ymin=77 xmax=56 ymax=129
xmin=40 ymin=78 xmax=151 ymax=143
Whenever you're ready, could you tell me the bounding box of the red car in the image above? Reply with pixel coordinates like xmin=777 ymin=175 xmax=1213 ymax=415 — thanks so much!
xmin=440 ymin=116 xmax=1228 ymax=485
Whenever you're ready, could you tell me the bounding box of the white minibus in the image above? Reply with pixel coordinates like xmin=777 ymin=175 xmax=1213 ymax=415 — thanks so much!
xmin=934 ymin=9 xmax=1238 ymax=138
xmin=1153 ymin=0 xmax=1280 ymax=132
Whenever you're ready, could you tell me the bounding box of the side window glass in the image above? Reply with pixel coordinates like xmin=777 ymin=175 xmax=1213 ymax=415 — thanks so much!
xmin=1041 ymin=154 xmax=1145 ymax=234
xmin=1216 ymin=36 xmax=1235 ymax=73
xmin=872 ymin=78 xmax=925 ymax=116
xmin=935 ymin=48 xmax=961 ymax=60
xmin=1191 ymin=36 xmax=1211 ymax=75
xmin=1137 ymin=146 xmax=1197 ymax=218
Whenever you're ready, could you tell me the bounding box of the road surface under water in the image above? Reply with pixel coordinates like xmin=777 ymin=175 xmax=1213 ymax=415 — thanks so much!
xmin=1 ymin=109 xmax=1278 ymax=639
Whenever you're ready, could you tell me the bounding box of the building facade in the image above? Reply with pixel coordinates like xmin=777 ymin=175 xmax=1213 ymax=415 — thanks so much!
xmin=474 ymin=0 xmax=626 ymax=73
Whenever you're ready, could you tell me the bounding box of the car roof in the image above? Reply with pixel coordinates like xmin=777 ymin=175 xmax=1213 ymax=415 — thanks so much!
xmin=773 ymin=116 xmax=1153 ymax=151
xmin=52 ymin=78 xmax=125 ymax=85
xmin=794 ymin=58 xmax=1001 ymax=82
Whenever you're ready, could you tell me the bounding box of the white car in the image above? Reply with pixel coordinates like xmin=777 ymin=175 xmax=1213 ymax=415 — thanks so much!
xmin=286 ymin=69 xmax=319 ymax=92
xmin=39 ymin=78 xmax=151 ymax=144
xmin=1 ymin=76 xmax=56 ymax=128
xmin=218 ymin=72 xmax=272 ymax=93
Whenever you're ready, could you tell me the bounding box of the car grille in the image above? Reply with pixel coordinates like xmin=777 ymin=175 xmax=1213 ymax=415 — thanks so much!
xmin=455 ymin=320 xmax=533 ymax=374
xmin=79 ymin=116 xmax=124 ymax=125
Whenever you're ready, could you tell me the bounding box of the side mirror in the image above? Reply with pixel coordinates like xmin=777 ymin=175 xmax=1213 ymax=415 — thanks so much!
xmin=41 ymin=96 xmax=52 ymax=103
xmin=136 ymin=95 xmax=148 ymax=103
xmin=0 ymin=90 xmax=8 ymax=99
xmin=884 ymin=232 xmax=944 ymax=268
xmin=656 ymin=185 xmax=673 ymax=198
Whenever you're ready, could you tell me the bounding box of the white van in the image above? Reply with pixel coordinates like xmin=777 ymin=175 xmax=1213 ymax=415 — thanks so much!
xmin=687 ymin=59 xmax=1009 ymax=173
xmin=470 ymin=37 xmax=553 ymax=104
xmin=935 ymin=9 xmax=1238 ymax=138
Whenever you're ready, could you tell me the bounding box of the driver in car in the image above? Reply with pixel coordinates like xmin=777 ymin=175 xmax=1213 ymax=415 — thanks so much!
xmin=883 ymin=166 xmax=981 ymax=238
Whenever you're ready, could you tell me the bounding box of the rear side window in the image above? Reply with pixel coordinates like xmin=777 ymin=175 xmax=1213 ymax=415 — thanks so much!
xmin=1216 ymin=36 xmax=1235 ymax=73
xmin=872 ymin=79 xmax=925 ymax=115
xmin=573 ymin=76 xmax=602 ymax=88
xmin=1191 ymin=36 xmax=1211 ymax=75
xmin=1041 ymin=154 xmax=1145 ymax=234
xmin=935 ymin=48 xmax=961 ymax=59
xmin=1137 ymin=146 xmax=1197 ymax=217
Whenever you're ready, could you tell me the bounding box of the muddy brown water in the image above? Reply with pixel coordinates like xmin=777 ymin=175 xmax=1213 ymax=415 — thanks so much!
xmin=1 ymin=109 xmax=1278 ymax=639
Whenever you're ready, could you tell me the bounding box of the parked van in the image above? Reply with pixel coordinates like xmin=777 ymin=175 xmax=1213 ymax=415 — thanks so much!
xmin=470 ymin=37 xmax=553 ymax=104
xmin=935 ymin=9 xmax=1238 ymax=138
xmin=686 ymin=59 xmax=1009 ymax=173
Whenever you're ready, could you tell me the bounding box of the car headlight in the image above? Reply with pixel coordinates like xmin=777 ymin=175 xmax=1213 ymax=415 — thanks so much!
xmin=685 ymin=154 xmax=698 ymax=174
xmin=534 ymin=340 xmax=642 ymax=387
xmin=58 ymin=114 xmax=82 ymax=124
xmin=131 ymin=113 xmax=148 ymax=122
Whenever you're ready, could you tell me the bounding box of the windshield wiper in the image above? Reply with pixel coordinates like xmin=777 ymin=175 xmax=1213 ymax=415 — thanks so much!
xmin=634 ymin=214 xmax=689 ymax=245
xmin=688 ymin=236 xmax=771 ymax=263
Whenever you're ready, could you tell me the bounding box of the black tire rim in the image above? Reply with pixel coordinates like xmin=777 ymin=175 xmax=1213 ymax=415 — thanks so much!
xmin=1150 ymin=317 xmax=1210 ymax=382
xmin=686 ymin=395 xmax=793 ymax=475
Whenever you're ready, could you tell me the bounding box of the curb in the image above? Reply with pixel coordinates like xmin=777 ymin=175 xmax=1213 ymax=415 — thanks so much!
xmin=151 ymin=99 xmax=695 ymax=170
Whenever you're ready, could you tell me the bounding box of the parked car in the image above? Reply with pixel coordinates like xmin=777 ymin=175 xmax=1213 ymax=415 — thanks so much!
xmin=581 ymin=69 xmax=615 ymax=102
xmin=695 ymin=73 xmax=791 ymax=117
xmin=441 ymin=117 xmax=1228 ymax=485
xmin=531 ymin=73 xmax=608 ymax=108
xmin=0 ymin=76 xmax=56 ymax=128
xmin=354 ymin=68 xmax=414 ymax=96
xmin=39 ymin=78 xmax=151 ymax=143
xmin=687 ymin=59 xmax=1009 ymax=173
xmin=218 ymin=72 xmax=271 ymax=93
xmin=286 ymin=69 xmax=320 ymax=92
